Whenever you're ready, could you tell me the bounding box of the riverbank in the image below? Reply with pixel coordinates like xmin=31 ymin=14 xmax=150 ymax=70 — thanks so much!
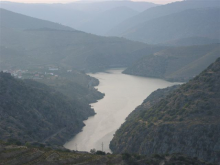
xmin=64 ymin=69 xmax=179 ymax=152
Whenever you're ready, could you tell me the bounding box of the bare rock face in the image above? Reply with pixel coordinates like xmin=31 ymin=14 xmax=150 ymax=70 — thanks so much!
xmin=110 ymin=58 xmax=220 ymax=164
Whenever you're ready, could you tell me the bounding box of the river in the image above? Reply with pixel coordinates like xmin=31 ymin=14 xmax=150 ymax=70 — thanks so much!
xmin=64 ymin=69 xmax=179 ymax=152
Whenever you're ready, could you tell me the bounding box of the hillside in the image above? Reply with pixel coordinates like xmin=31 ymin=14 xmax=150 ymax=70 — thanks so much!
xmin=0 ymin=9 xmax=162 ymax=72
xmin=120 ymin=8 xmax=220 ymax=44
xmin=163 ymin=37 xmax=220 ymax=47
xmin=36 ymin=69 xmax=104 ymax=105
xmin=0 ymin=72 xmax=99 ymax=146
xmin=0 ymin=8 xmax=72 ymax=31
xmin=110 ymin=58 xmax=220 ymax=163
xmin=0 ymin=142 xmax=214 ymax=165
xmin=108 ymin=0 xmax=220 ymax=39
xmin=123 ymin=44 xmax=220 ymax=82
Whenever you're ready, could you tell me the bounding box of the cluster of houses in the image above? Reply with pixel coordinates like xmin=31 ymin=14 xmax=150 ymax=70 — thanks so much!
xmin=3 ymin=69 xmax=27 ymax=79
xmin=2 ymin=68 xmax=59 ymax=80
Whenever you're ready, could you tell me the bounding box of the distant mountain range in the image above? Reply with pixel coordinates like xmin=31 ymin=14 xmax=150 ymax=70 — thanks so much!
xmin=110 ymin=57 xmax=220 ymax=163
xmin=107 ymin=0 xmax=220 ymax=45
xmin=0 ymin=8 xmax=72 ymax=31
xmin=0 ymin=8 xmax=162 ymax=72
xmin=76 ymin=6 xmax=138 ymax=35
xmin=116 ymin=8 xmax=220 ymax=44
xmin=1 ymin=0 xmax=219 ymax=46
xmin=0 ymin=1 xmax=157 ymax=35
xmin=1 ymin=8 xmax=219 ymax=80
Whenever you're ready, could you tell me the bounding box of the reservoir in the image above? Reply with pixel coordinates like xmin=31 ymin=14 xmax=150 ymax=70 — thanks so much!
xmin=64 ymin=69 xmax=178 ymax=152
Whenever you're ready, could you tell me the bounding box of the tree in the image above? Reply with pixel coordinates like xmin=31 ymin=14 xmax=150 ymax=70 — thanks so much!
xmin=90 ymin=148 xmax=96 ymax=154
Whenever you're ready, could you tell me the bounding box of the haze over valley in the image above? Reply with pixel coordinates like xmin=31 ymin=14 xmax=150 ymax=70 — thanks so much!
xmin=0 ymin=0 xmax=220 ymax=164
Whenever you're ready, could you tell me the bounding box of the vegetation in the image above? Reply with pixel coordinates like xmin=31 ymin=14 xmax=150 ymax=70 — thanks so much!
xmin=110 ymin=58 xmax=220 ymax=163
xmin=0 ymin=72 xmax=101 ymax=146
xmin=36 ymin=69 xmax=104 ymax=105
xmin=0 ymin=8 xmax=163 ymax=73
xmin=0 ymin=142 xmax=214 ymax=165
xmin=123 ymin=44 xmax=220 ymax=82
xmin=1 ymin=1 xmax=220 ymax=165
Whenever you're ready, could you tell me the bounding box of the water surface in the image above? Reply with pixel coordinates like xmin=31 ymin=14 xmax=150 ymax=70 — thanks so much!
xmin=64 ymin=69 xmax=178 ymax=152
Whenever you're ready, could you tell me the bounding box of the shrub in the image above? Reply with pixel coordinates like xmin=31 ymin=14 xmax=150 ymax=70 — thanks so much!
xmin=122 ymin=153 xmax=131 ymax=160
xmin=96 ymin=150 xmax=106 ymax=155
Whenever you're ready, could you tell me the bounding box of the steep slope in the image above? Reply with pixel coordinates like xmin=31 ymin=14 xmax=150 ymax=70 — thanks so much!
xmin=123 ymin=44 xmax=220 ymax=82
xmin=0 ymin=72 xmax=96 ymax=145
xmin=0 ymin=142 xmax=214 ymax=165
xmin=110 ymin=58 xmax=220 ymax=163
xmin=108 ymin=0 xmax=220 ymax=37
xmin=0 ymin=9 xmax=162 ymax=72
xmin=120 ymin=8 xmax=220 ymax=44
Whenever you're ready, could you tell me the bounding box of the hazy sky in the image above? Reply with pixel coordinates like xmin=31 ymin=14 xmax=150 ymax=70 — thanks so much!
xmin=0 ymin=0 xmax=183 ymax=5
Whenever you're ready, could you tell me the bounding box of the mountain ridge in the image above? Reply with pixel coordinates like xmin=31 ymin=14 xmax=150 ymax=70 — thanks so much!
xmin=0 ymin=8 xmax=73 ymax=31
xmin=112 ymin=7 xmax=220 ymax=44
xmin=107 ymin=0 xmax=220 ymax=38
xmin=0 ymin=8 xmax=164 ymax=72
xmin=0 ymin=1 xmax=157 ymax=35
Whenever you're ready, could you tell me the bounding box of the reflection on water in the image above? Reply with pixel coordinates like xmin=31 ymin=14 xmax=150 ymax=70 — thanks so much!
xmin=64 ymin=69 xmax=179 ymax=152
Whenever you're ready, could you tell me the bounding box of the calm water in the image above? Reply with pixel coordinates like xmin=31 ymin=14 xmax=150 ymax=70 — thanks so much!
xmin=64 ymin=69 xmax=178 ymax=152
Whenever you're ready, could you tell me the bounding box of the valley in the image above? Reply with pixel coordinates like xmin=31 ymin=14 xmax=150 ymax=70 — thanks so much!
xmin=64 ymin=69 xmax=178 ymax=152
xmin=0 ymin=0 xmax=220 ymax=164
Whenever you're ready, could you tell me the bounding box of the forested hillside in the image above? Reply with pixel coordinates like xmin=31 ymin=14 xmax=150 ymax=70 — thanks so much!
xmin=110 ymin=58 xmax=220 ymax=163
xmin=0 ymin=72 xmax=99 ymax=145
